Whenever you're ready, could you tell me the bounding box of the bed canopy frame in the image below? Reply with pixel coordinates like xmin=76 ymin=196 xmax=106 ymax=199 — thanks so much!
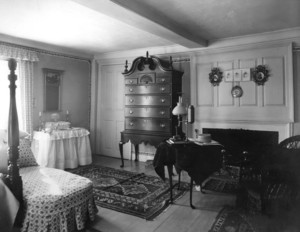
xmin=5 ymin=58 xmax=23 ymax=207
xmin=2 ymin=58 xmax=98 ymax=231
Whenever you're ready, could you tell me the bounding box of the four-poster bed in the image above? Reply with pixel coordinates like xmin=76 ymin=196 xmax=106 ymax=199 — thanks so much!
xmin=1 ymin=59 xmax=98 ymax=231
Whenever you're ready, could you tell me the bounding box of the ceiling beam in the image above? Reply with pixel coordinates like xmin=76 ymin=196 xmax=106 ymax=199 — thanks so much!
xmin=73 ymin=0 xmax=207 ymax=48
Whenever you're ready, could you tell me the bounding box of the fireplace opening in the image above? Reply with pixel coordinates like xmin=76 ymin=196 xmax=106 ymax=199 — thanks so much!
xmin=202 ymin=128 xmax=279 ymax=164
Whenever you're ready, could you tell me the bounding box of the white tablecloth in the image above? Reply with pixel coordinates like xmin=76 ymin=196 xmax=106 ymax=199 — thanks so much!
xmin=31 ymin=128 xmax=92 ymax=169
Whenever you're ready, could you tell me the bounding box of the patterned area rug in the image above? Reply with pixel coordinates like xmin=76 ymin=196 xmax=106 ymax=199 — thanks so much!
xmin=203 ymin=167 xmax=240 ymax=194
xmin=203 ymin=176 xmax=239 ymax=194
xmin=69 ymin=165 xmax=188 ymax=220
xmin=209 ymin=207 xmax=256 ymax=232
xmin=209 ymin=206 xmax=300 ymax=232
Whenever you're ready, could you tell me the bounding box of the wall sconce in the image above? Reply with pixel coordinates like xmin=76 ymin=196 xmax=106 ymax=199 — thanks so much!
xmin=38 ymin=112 xmax=44 ymax=131
xmin=65 ymin=110 xmax=70 ymax=122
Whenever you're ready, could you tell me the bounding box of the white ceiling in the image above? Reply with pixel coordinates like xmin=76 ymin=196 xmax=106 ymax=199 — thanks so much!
xmin=0 ymin=0 xmax=299 ymax=58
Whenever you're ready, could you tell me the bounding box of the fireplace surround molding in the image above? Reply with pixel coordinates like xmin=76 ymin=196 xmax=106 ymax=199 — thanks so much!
xmin=195 ymin=121 xmax=292 ymax=143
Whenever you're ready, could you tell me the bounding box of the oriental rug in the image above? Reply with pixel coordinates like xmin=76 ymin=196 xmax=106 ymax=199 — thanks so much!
xmin=208 ymin=206 xmax=300 ymax=232
xmin=203 ymin=176 xmax=239 ymax=194
xmin=69 ymin=165 xmax=188 ymax=220
xmin=203 ymin=166 xmax=240 ymax=194
xmin=209 ymin=207 xmax=256 ymax=232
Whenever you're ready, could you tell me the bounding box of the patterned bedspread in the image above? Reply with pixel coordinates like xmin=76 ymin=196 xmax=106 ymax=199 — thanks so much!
xmin=20 ymin=166 xmax=98 ymax=232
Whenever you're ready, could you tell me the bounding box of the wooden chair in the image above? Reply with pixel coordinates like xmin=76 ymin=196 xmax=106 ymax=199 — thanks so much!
xmin=240 ymin=135 xmax=300 ymax=214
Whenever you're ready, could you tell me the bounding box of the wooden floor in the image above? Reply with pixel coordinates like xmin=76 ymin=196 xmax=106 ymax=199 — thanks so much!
xmin=88 ymin=155 xmax=236 ymax=232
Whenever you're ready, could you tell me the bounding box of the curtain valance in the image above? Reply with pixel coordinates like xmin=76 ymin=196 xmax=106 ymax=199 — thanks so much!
xmin=0 ymin=44 xmax=39 ymax=62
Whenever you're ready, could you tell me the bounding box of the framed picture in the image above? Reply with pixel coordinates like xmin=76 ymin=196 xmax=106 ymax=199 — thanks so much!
xmin=43 ymin=68 xmax=64 ymax=112
xmin=224 ymin=70 xmax=233 ymax=82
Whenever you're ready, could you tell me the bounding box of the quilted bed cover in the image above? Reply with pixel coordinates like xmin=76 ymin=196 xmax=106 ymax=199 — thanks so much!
xmin=20 ymin=166 xmax=98 ymax=232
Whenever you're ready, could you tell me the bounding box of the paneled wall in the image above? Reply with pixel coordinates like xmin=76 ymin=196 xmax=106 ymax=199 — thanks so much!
xmin=92 ymin=42 xmax=295 ymax=158
xmin=191 ymin=43 xmax=294 ymax=141
xmin=293 ymin=50 xmax=300 ymax=134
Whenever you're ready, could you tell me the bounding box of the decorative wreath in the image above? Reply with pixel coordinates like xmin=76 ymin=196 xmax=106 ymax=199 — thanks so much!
xmin=209 ymin=67 xmax=223 ymax=86
xmin=252 ymin=65 xmax=269 ymax=85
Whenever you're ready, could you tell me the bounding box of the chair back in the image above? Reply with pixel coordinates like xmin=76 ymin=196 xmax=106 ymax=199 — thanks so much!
xmin=279 ymin=135 xmax=300 ymax=149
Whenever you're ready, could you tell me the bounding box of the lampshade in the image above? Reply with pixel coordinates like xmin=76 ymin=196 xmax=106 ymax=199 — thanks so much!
xmin=172 ymin=102 xmax=187 ymax=116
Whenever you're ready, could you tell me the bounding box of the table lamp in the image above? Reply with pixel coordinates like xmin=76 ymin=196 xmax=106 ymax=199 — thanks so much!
xmin=172 ymin=96 xmax=187 ymax=140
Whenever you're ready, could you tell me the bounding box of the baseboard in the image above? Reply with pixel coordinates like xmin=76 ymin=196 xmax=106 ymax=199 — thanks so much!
xmin=131 ymin=151 xmax=155 ymax=162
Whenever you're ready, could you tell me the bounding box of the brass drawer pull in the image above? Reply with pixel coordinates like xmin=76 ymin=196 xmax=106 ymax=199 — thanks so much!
xmin=160 ymin=87 xmax=166 ymax=91
xmin=160 ymin=123 xmax=166 ymax=128
xmin=129 ymin=88 xmax=133 ymax=92
xmin=129 ymin=80 xmax=133 ymax=84
xmin=161 ymin=78 xmax=165 ymax=82
xmin=129 ymin=110 xmax=133 ymax=114
xmin=161 ymin=98 xmax=166 ymax=103
xmin=129 ymin=99 xmax=134 ymax=103
xmin=129 ymin=122 xmax=134 ymax=126
xmin=160 ymin=111 xmax=165 ymax=115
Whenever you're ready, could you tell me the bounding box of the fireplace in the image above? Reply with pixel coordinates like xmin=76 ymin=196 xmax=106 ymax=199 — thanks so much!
xmin=202 ymin=128 xmax=279 ymax=164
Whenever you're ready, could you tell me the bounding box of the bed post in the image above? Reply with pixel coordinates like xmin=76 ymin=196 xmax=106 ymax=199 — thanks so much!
xmin=6 ymin=58 xmax=23 ymax=206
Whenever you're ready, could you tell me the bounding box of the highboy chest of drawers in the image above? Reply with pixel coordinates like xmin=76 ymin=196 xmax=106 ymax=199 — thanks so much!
xmin=119 ymin=52 xmax=183 ymax=167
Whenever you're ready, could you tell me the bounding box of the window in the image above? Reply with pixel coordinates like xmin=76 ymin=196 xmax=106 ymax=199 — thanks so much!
xmin=0 ymin=59 xmax=22 ymax=130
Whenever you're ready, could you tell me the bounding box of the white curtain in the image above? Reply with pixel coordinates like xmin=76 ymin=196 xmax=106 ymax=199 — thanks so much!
xmin=19 ymin=61 xmax=34 ymax=137
xmin=0 ymin=44 xmax=39 ymax=62
xmin=0 ymin=43 xmax=39 ymax=136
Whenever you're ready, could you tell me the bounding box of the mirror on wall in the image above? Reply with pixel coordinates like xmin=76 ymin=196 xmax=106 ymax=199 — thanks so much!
xmin=43 ymin=68 xmax=64 ymax=112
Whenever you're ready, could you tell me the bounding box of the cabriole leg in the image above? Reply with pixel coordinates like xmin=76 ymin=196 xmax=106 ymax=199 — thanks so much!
xmin=119 ymin=141 xmax=124 ymax=168
xmin=134 ymin=144 xmax=139 ymax=162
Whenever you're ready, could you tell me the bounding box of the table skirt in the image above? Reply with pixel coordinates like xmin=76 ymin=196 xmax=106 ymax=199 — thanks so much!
xmin=32 ymin=131 xmax=92 ymax=169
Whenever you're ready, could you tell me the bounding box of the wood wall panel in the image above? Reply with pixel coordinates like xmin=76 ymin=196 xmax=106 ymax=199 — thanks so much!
xmin=196 ymin=63 xmax=214 ymax=106
xmin=101 ymin=70 xmax=124 ymax=110
xmin=192 ymin=43 xmax=293 ymax=124
xmin=263 ymin=57 xmax=285 ymax=106
xmin=217 ymin=61 xmax=234 ymax=106
xmin=218 ymin=82 xmax=234 ymax=106
xmin=102 ymin=71 xmax=114 ymax=109
xmin=97 ymin=64 xmax=126 ymax=158
xmin=239 ymin=81 xmax=258 ymax=106
xmin=116 ymin=71 xmax=125 ymax=110
xmin=116 ymin=120 xmax=124 ymax=142
xmin=239 ymin=58 xmax=258 ymax=106
xmin=103 ymin=120 xmax=114 ymax=150
xmin=238 ymin=58 xmax=256 ymax=69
